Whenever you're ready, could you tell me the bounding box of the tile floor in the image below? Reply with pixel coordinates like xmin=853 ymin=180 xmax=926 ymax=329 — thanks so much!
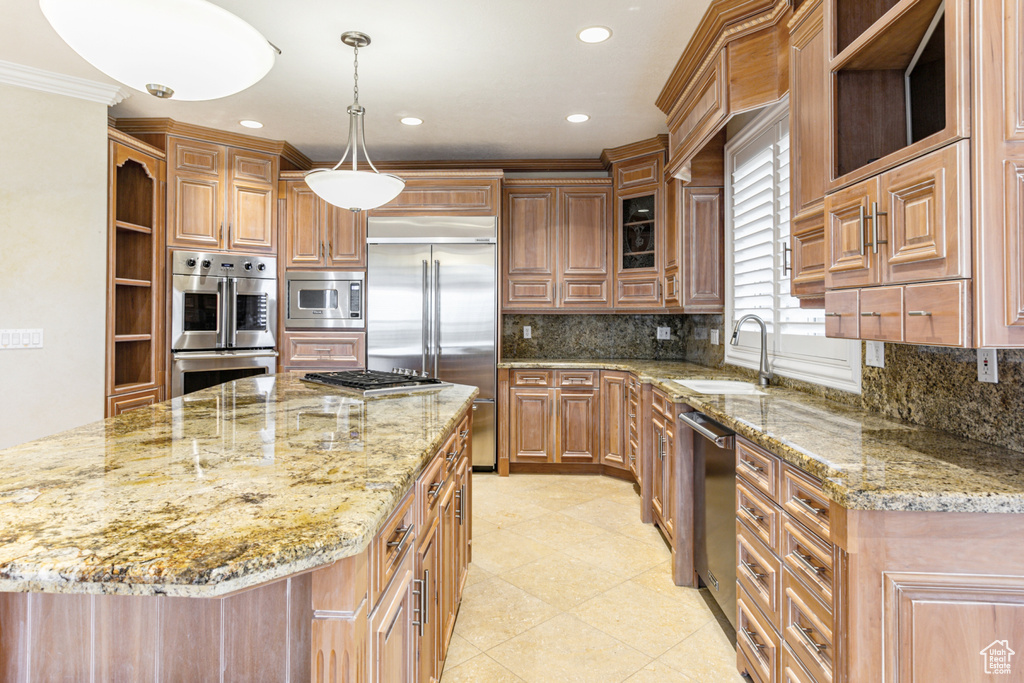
xmin=440 ymin=472 xmax=748 ymax=682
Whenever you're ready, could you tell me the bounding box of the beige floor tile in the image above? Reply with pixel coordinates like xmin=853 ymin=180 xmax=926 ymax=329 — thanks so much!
xmin=624 ymin=660 xmax=695 ymax=682
xmin=562 ymin=529 xmax=670 ymax=578
xmin=560 ymin=497 xmax=647 ymax=534
xmin=473 ymin=496 xmax=550 ymax=527
xmin=441 ymin=633 xmax=481 ymax=671
xmin=570 ymin=581 xmax=715 ymax=657
xmin=452 ymin=577 xmax=559 ymax=650
xmin=463 ymin=563 xmax=493 ymax=589
xmin=522 ymin=482 xmax=602 ymax=511
xmin=470 ymin=528 xmax=557 ymax=575
xmin=488 ymin=613 xmax=652 ymax=683
xmin=506 ymin=511 xmax=608 ymax=549
xmin=659 ymin=621 xmax=747 ymax=682
xmin=502 ymin=551 xmax=626 ymax=611
xmin=440 ymin=653 xmax=524 ymax=683
xmin=472 ymin=517 xmax=501 ymax=537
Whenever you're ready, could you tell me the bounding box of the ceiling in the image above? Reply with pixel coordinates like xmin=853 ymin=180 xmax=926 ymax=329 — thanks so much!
xmin=1 ymin=0 xmax=712 ymax=162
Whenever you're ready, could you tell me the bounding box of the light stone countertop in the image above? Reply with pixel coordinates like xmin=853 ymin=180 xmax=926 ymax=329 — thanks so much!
xmin=500 ymin=359 xmax=1024 ymax=513
xmin=0 ymin=374 xmax=477 ymax=597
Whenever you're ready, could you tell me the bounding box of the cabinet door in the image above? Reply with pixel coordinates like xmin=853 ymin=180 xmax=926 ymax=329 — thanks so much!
xmin=227 ymin=148 xmax=277 ymax=253
xmin=556 ymin=389 xmax=599 ymax=464
xmin=503 ymin=188 xmax=557 ymax=308
xmin=681 ymin=187 xmax=725 ymax=310
xmin=369 ymin=548 xmax=416 ymax=683
xmin=600 ymin=372 xmax=629 ymax=469
xmin=455 ymin=457 xmax=470 ymax=599
xmin=439 ymin=481 xmax=458 ymax=658
xmin=616 ymin=188 xmax=663 ymax=307
xmin=559 ymin=187 xmax=612 ymax=308
xmin=825 ymin=177 xmax=879 ymax=289
xmin=650 ymin=415 xmax=667 ymax=526
xmin=284 ymin=181 xmax=325 ymax=267
xmin=789 ymin=1 xmax=826 ymax=219
xmin=791 ymin=210 xmax=827 ymax=299
xmin=661 ymin=417 xmax=676 ymax=539
xmin=417 ymin=515 xmax=440 ymax=683
xmin=167 ymin=138 xmax=224 ymax=249
xmin=627 ymin=379 xmax=642 ymax=483
xmin=509 ymin=388 xmax=553 ymax=462
xmin=327 ymin=204 xmax=367 ymax=268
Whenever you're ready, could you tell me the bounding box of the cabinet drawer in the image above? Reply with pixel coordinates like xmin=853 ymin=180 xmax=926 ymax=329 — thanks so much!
xmin=782 ymin=570 xmax=833 ymax=683
xmin=824 ymin=290 xmax=858 ymax=339
xmin=737 ymin=477 xmax=782 ymax=554
xmin=780 ymin=466 xmax=831 ymax=542
xmin=511 ymin=369 xmax=552 ymax=387
xmin=440 ymin=429 xmax=462 ymax=473
xmin=107 ymin=387 xmax=162 ymax=417
xmin=418 ymin=445 xmax=448 ymax=526
xmin=555 ymin=370 xmax=598 ymax=387
xmin=737 ymin=439 xmax=781 ymax=502
xmin=281 ymin=331 xmax=365 ymax=368
xmin=903 ymin=280 xmax=971 ymax=347
xmin=858 ymin=286 xmax=903 ymax=341
xmin=372 ymin=489 xmax=416 ymax=608
xmin=782 ymin=516 xmax=834 ymax=609
xmin=738 ymin=584 xmax=781 ymax=683
xmin=781 ymin=643 xmax=818 ymax=683
xmin=738 ymin=519 xmax=782 ymax=631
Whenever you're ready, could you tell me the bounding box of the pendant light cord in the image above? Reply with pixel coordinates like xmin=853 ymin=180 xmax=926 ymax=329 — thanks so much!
xmin=352 ymin=43 xmax=359 ymax=106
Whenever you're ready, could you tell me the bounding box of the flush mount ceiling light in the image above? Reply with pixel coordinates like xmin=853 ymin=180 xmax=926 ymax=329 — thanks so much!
xmin=39 ymin=0 xmax=276 ymax=101
xmin=239 ymin=120 xmax=264 ymax=129
xmin=577 ymin=26 xmax=612 ymax=43
xmin=566 ymin=114 xmax=590 ymax=123
xmin=400 ymin=117 xmax=424 ymax=126
xmin=305 ymin=32 xmax=405 ymax=213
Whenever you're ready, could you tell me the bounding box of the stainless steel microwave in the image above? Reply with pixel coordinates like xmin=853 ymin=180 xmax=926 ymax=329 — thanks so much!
xmin=285 ymin=271 xmax=364 ymax=329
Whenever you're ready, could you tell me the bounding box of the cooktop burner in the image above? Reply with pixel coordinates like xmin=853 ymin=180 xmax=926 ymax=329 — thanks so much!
xmin=302 ymin=369 xmax=452 ymax=396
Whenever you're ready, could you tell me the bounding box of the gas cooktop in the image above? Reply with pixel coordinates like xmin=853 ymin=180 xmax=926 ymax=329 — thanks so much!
xmin=302 ymin=369 xmax=452 ymax=396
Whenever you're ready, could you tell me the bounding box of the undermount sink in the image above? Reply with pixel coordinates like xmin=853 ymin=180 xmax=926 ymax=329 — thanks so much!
xmin=671 ymin=379 xmax=765 ymax=395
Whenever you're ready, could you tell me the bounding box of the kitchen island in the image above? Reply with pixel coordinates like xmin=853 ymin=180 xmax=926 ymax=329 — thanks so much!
xmin=0 ymin=373 xmax=477 ymax=681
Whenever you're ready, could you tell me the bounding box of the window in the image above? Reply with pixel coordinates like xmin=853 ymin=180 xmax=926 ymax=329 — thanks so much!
xmin=724 ymin=99 xmax=861 ymax=393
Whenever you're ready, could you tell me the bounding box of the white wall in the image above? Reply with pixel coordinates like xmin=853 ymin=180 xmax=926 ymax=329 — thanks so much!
xmin=0 ymin=83 xmax=108 ymax=449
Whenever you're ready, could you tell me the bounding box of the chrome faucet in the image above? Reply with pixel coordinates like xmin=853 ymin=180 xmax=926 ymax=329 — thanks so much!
xmin=731 ymin=314 xmax=773 ymax=387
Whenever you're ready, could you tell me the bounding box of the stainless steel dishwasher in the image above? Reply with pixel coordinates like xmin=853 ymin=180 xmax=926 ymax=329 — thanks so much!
xmin=681 ymin=411 xmax=737 ymax=630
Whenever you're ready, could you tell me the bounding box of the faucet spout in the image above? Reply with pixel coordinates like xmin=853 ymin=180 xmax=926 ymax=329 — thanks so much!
xmin=731 ymin=314 xmax=773 ymax=387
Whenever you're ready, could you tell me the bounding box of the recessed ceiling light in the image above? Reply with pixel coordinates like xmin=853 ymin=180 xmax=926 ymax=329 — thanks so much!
xmin=566 ymin=114 xmax=590 ymax=123
xmin=401 ymin=117 xmax=423 ymax=126
xmin=578 ymin=26 xmax=612 ymax=43
xmin=239 ymin=119 xmax=263 ymax=129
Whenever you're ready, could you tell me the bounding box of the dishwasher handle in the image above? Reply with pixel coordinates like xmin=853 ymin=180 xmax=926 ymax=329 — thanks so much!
xmin=679 ymin=411 xmax=735 ymax=449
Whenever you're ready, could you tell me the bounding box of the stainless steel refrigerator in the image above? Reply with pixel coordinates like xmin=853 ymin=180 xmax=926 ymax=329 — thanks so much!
xmin=366 ymin=216 xmax=497 ymax=469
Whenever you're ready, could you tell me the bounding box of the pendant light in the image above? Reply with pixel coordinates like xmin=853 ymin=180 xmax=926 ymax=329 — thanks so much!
xmin=39 ymin=0 xmax=276 ymax=101
xmin=305 ymin=32 xmax=405 ymax=213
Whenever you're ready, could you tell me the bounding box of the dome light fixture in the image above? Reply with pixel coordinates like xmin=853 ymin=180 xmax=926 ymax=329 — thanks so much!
xmin=401 ymin=117 xmax=424 ymax=126
xmin=577 ymin=26 xmax=612 ymax=44
xmin=239 ymin=120 xmax=264 ymax=129
xmin=305 ymin=32 xmax=405 ymax=213
xmin=39 ymin=0 xmax=276 ymax=101
xmin=566 ymin=113 xmax=591 ymax=123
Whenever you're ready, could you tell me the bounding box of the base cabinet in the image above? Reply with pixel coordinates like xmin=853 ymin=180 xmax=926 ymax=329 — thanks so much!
xmin=506 ymin=369 xmax=601 ymax=465
xmin=600 ymin=372 xmax=630 ymax=470
xmin=369 ymin=547 xmax=417 ymax=683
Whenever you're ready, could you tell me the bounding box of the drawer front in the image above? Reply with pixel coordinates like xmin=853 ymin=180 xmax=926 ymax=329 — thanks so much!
xmin=738 ymin=584 xmax=781 ymax=683
xmin=511 ymin=369 xmax=552 ymax=387
xmin=858 ymin=286 xmax=903 ymax=342
xmin=281 ymin=331 xmax=365 ymax=368
xmin=737 ymin=477 xmax=782 ymax=554
xmin=783 ymin=570 xmax=833 ymax=683
xmin=652 ymin=389 xmax=676 ymax=420
xmin=780 ymin=466 xmax=831 ymax=542
xmin=782 ymin=516 xmax=834 ymax=608
xmin=555 ymin=370 xmax=598 ymax=387
xmin=457 ymin=413 xmax=471 ymax=450
xmin=372 ymin=489 xmax=416 ymax=607
xmin=737 ymin=519 xmax=783 ymax=631
xmin=824 ymin=289 xmax=859 ymax=339
xmin=903 ymin=280 xmax=971 ymax=347
xmin=781 ymin=643 xmax=818 ymax=683
xmin=737 ymin=439 xmax=781 ymax=503
xmin=418 ymin=447 xmax=447 ymax=526
xmin=441 ymin=429 xmax=462 ymax=473
xmin=616 ymin=155 xmax=661 ymax=190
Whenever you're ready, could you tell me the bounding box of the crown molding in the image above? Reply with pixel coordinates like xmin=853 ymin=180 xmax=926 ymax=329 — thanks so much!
xmin=600 ymin=135 xmax=669 ymax=167
xmin=0 ymin=60 xmax=129 ymax=105
xmin=310 ymin=158 xmax=606 ymax=173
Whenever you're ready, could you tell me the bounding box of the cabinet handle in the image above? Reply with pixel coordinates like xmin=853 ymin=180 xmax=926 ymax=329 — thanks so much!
xmin=327 ymin=238 xmax=332 ymax=257
xmin=429 ymin=476 xmax=447 ymax=499
xmin=446 ymin=448 xmax=459 ymax=464
xmin=740 ymin=505 xmax=764 ymax=522
xmin=657 ymin=279 xmax=662 ymax=299
xmin=460 ymin=429 xmax=470 ymax=438
xmin=870 ymin=201 xmax=888 ymax=255
xmin=456 ymin=485 xmax=464 ymax=525
xmin=791 ymin=496 xmax=824 ymax=517
xmin=860 ymin=311 xmax=880 ymax=317
xmin=857 ymin=204 xmax=866 ymax=257
xmin=824 ymin=312 xmax=841 ymax=317
xmin=792 ymin=551 xmax=826 ymax=575
xmin=908 ymin=310 xmax=932 ymax=317
xmin=387 ymin=524 xmax=413 ymax=551
xmin=314 ymin=347 xmax=332 ymax=353
xmin=740 ymin=560 xmax=766 ymax=580
xmin=411 ymin=576 xmax=425 ymax=636
xmin=321 ymin=242 xmax=325 ymax=259
xmin=742 ymin=628 xmax=767 ymax=651
xmin=740 ymin=458 xmax=763 ymax=473
xmin=783 ymin=243 xmax=792 ymax=274
xmin=797 ymin=625 xmax=828 ymax=654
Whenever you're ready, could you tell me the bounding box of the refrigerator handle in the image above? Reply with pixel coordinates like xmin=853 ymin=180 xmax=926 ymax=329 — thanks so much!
xmin=433 ymin=259 xmax=441 ymax=379
xmin=421 ymin=260 xmax=430 ymax=375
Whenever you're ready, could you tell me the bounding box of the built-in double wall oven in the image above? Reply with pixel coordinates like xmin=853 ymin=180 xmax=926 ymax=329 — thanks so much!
xmin=170 ymin=250 xmax=278 ymax=397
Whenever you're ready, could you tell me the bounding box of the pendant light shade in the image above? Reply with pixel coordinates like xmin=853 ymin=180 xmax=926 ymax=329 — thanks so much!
xmin=39 ymin=0 xmax=276 ymax=101
xmin=305 ymin=32 xmax=404 ymax=212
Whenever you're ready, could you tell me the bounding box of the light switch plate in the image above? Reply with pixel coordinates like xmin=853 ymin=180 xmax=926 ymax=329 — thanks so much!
xmin=978 ymin=348 xmax=998 ymax=383
xmin=865 ymin=341 xmax=885 ymax=368
xmin=656 ymin=326 xmax=671 ymax=340
xmin=695 ymin=327 xmax=709 ymax=340
xmin=523 ymin=325 xmax=532 ymax=339
xmin=0 ymin=328 xmax=44 ymax=349
xmin=710 ymin=329 xmax=720 ymax=345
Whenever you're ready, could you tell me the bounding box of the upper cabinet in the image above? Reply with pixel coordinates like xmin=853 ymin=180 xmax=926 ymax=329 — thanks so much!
xmin=167 ymin=136 xmax=279 ymax=253
xmin=367 ymin=172 xmax=501 ymax=217
xmin=281 ymin=174 xmax=366 ymax=269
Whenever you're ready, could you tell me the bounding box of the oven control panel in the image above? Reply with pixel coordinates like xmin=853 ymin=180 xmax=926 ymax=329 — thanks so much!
xmin=172 ymin=250 xmax=276 ymax=279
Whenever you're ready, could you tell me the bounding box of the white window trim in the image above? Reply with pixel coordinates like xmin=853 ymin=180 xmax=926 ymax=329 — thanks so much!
xmin=723 ymin=98 xmax=862 ymax=394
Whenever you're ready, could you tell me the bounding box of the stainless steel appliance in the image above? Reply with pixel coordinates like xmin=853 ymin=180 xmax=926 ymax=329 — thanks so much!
xmin=366 ymin=216 xmax=497 ymax=469
xmin=170 ymin=250 xmax=278 ymax=396
xmin=683 ymin=411 xmax=738 ymax=631
xmin=302 ymin=369 xmax=452 ymax=396
xmin=285 ymin=271 xmax=364 ymax=329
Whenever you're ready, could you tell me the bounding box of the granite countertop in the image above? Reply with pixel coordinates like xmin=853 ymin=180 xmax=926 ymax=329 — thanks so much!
xmin=0 ymin=374 xmax=478 ymax=597
xmin=500 ymin=359 xmax=1024 ymax=513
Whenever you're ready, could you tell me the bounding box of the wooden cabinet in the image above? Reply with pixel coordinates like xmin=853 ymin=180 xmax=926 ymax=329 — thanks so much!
xmin=611 ymin=148 xmax=667 ymax=308
xmin=167 ymin=137 xmax=278 ymax=253
xmin=666 ymin=182 xmax=725 ymax=312
xmin=416 ymin=512 xmax=440 ymax=683
xmin=627 ymin=376 xmax=642 ymax=484
xmin=600 ymin=372 xmax=629 ymax=470
xmin=508 ymin=386 xmax=553 ymax=463
xmin=507 ymin=370 xmax=600 ymax=465
xmin=281 ymin=176 xmax=366 ymax=269
xmin=556 ymin=389 xmax=600 ymax=464
xmin=279 ymin=331 xmax=365 ymax=370
xmin=366 ymin=172 xmax=501 ymax=216
xmin=106 ymin=387 xmax=162 ymax=417
xmin=502 ymin=181 xmax=612 ymax=310
xmin=369 ymin=544 xmax=417 ymax=683
xmin=649 ymin=391 xmax=676 ymax=541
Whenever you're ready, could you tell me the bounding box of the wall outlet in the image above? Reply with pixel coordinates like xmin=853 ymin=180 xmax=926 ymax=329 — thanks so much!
xmin=0 ymin=329 xmax=43 ymax=349
xmin=523 ymin=325 xmax=532 ymax=340
xmin=865 ymin=341 xmax=885 ymax=368
xmin=978 ymin=348 xmax=999 ymax=383
xmin=656 ymin=326 xmax=671 ymax=340
xmin=710 ymin=329 xmax=720 ymax=345
xmin=695 ymin=327 xmax=709 ymax=341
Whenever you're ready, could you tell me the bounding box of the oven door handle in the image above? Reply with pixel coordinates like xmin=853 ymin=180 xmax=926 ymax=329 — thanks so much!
xmin=215 ymin=279 xmax=228 ymax=349
xmin=173 ymin=351 xmax=279 ymax=361
xmin=226 ymin=277 xmax=239 ymax=348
